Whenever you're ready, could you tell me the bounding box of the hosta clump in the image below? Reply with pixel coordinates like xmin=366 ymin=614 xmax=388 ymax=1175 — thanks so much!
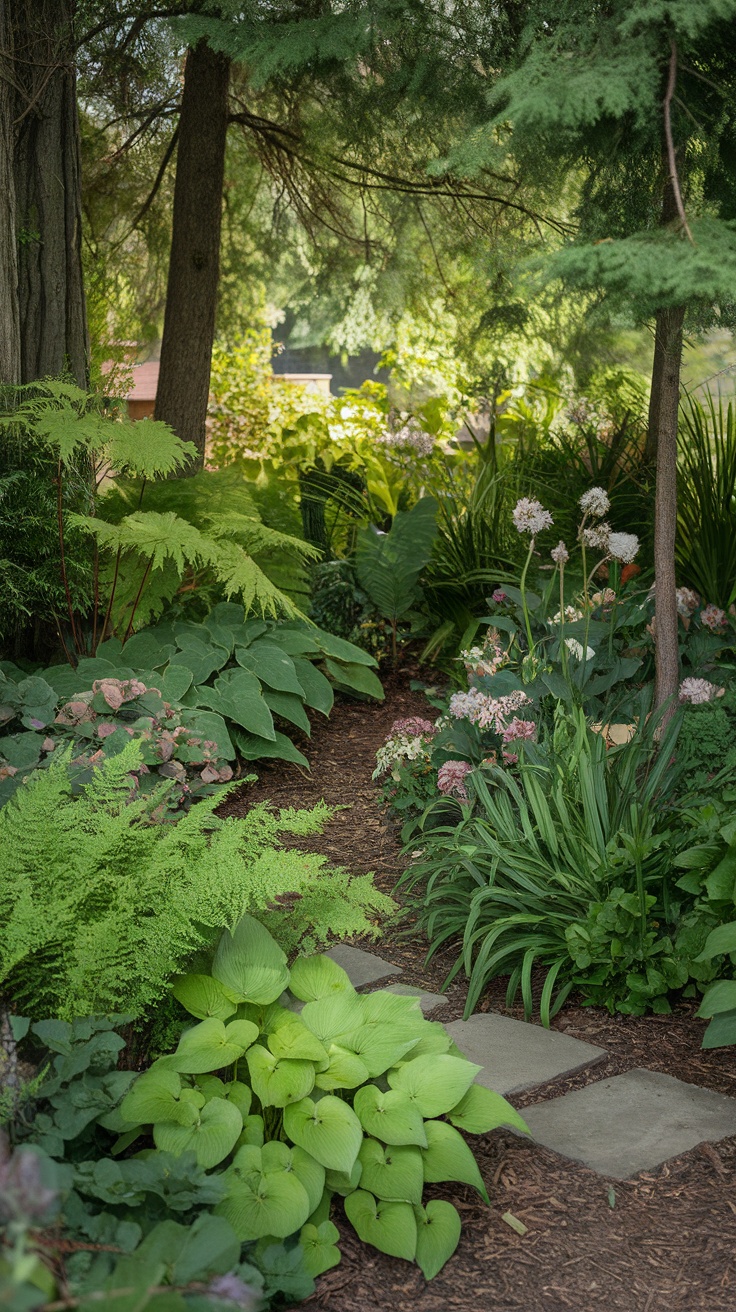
xmin=118 ymin=917 xmax=527 ymax=1280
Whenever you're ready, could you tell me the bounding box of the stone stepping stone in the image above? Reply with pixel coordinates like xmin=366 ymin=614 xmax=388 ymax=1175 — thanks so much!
xmin=382 ymin=984 xmax=447 ymax=1015
xmin=522 ymin=1068 xmax=736 ymax=1179
xmin=446 ymin=1013 xmax=606 ymax=1096
xmin=326 ymin=944 xmax=402 ymax=987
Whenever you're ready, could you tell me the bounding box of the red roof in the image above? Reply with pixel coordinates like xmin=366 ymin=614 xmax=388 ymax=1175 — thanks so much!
xmin=126 ymin=362 xmax=159 ymax=401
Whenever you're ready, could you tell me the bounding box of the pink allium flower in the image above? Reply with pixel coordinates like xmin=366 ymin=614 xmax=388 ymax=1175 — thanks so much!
xmin=502 ymin=717 xmax=537 ymax=744
xmin=551 ymin=541 xmax=569 ymax=564
xmin=437 ymin=759 xmax=473 ymax=800
xmin=390 ymin=717 xmax=435 ymax=737
xmin=678 ymin=677 xmax=725 ymax=705
xmin=491 ymin=589 xmax=508 ymax=603
xmin=512 ymin=498 xmax=553 ymax=536
xmin=676 ymin=587 xmax=700 ymax=618
xmin=700 ymin=603 xmax=727 ymax=632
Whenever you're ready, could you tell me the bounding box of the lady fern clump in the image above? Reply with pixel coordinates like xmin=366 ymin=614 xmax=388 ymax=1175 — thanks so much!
xmin=0 ymin=743 xmax=394 ymax=1019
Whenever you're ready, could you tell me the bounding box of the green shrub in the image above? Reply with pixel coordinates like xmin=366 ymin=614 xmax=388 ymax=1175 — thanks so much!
xmin=0 ymin=743 xmax=394 ymax=1019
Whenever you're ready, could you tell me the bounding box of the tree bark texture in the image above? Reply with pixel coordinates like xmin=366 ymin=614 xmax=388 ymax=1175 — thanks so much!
xmin=12 ymin=0 xmax=88 ymax=388
xmin=154 ymin=41 xmax=230 ymax=471
xmin=653 ymin=302 xmax=685 ymax=712
xmin=0 ymin=0 xmax=20 ymax=385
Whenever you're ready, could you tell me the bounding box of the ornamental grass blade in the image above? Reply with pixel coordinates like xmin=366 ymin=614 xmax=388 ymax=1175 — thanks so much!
xmin=414 ymin=1200 xmax=461 ymax=1280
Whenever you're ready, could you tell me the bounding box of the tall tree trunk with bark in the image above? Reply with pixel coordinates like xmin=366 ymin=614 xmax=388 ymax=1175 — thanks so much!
xmin=0 ymin=0 xmax=20 ymax=385
xmin=12 ymin=0 xmax=88 ymax=387
xmin=154 ymin=41 xmax=230 ymax=471
xmin=652 ymin=302 xmax=685 ymax=712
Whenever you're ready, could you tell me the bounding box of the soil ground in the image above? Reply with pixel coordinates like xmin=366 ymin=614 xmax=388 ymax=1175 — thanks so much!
xmin=220 ymin=666 xmax=736 ymax=1312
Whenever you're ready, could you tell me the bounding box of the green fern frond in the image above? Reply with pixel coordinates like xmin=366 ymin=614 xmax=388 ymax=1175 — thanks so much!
xmin=205 ymin=511 xmax=320 ymax=561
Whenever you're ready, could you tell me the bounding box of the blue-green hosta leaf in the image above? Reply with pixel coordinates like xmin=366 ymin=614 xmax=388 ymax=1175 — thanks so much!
xmin=170 ymin=1212 xmax=241 ymax=1285
xmin=164 ymin=1018 xmax=259 ymax=1074
xmin=236 ymin=641 xmax=305 ymax=695
xmin=387 ymin=1054 xmax=480 ymax=1118
xmin=314 ymin=1044 xmax=370 ymax=1092
xmin=699 ymin=921 xmax=736 ymax=961
xmin=154 ymin=1097 xmax=243 ymax=1169
xmin=344 ymin=1191 xmax=417 ymax=1261
xmin=158 ymin=664 xmax=194 ymax=702
xmin=267 ymin=1020 xmax=328 ymax=1064
xmin=119 ymin=631 xmax=177 ymax=669
xmin=358 ymin=1138 xmax=424 ymax=1205
xmin=414 ymin=1200 xmax=461 ymax=1279
xmin=213 ymin=915 xmax=290 ymax=1005
xmin=230 ymin=726 xmax=310 ymax=767
xmin=178 ymin=708 xmax=235 ymax=759
xmin=216 ymin=1161 xmax=311 ymax=1240
xmin=120 ymin=1068 xmax=191 ymax=1127
xmin=352 ymin=1086 xmax=428 ymax=1148
xmin=283 ymin=1096 xmax=363 ymax=1174
xmin=245 ymin=1045 xmax=315 ymax=1108
xmin=288 ymin=955 xmax=355 ymax=1003
xmin=263 ymin=688 xmax=311 ymax=735
xmin=702 ymin=1008 xmax=736 ymax=1048
xmin=310 ymin=628 xmax=378 ymax=667
xmin=299 ymin=1220 xmax=341 ymax=1278
xmin=213 ymin=666 xmax=276 ymax=739
xmin=698 ymin=980 xmax=736 ymax=1017
xmin=300 ymin=993 xmax=365 ymax=1047
xmin=420 ymin=1120 xmax=490 ymax=1204
xmin=324 ymin=658 xmax=384 ymax=700
xmin=291 ymin=658 xmax=334 ymax=715
xmin=448 ymin=1084 xmax=529 ymax=1137
xmin=172 ymin=974 xmax=239 ymax=1021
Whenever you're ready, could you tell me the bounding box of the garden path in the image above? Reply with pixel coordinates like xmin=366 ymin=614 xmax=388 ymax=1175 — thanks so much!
xmin=221 ymin=668 xmax=736 ymax=1312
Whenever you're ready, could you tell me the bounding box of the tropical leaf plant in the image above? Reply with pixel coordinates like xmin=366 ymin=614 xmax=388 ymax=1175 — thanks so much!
xmin=355 ymin=497 xmax=438 ymax=657
xmin=677 ymin=389 xmax=736 ymax=608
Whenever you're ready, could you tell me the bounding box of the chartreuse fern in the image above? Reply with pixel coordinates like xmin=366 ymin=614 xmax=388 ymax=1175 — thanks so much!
xmin=0 ymin=742 xmax=394 ymax=1019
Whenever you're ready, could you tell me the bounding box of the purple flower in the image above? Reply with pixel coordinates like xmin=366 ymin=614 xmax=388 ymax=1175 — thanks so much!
xmin=389 ymin=717 xmax=435 ymax=737
xmin=700 ymin=603 xmax=727 ymax=632
xmin=29 ymin=717 xmax=45 ymax=729
xmin=206 ymin=1273 xmax=261 ymax=1308
xmin=491 ymin=589 xmax=507 ymax=603
xmin=437 ymin=759 xmax=473 ymax=801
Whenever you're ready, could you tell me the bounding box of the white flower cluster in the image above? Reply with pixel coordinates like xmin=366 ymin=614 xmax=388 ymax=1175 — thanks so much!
xmin=551 ymin=541 xmax=569 ymax=565
xmin=582 ymin=522 xmax=612 ymax=549
xmin=551 ymin=605 xmax=584 ymax=623
xmin=565 ymin=637 xmax=595 ymax=661
xmin=379 ymin=416 xmax=434 ymax=457
xmin=678 ymin=677 xmax=725 ymax=705
xmin=579 ymin=487 xmax=610 ymax=519
xmin=607 ymin=531 xmax=640 ymax=564
xmin=512 ymin=498 xmax=553 ymax=536
xmin=449 ymin=686 xmax=531 ymax=734
xmin=460 ymin=631 xmax=508 ymax=680
xmin=373 ymin=731 xmax=431 ymax=778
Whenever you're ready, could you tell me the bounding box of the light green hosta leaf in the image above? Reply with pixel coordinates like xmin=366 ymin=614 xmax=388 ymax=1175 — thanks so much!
xmin=284 ymin=1096 xmax=363 ymax=1174
xmin=300 ymin=992 xmax=365 ymax=1046
xmin=406 ymin=1022 xmax=452 ymax=1058
xmin=414 ymin=1200 xmax=461 ymax=1280
xmin=289 ymin=955 xmax=355 ymax=1003
xmin=235 ymin=1115 xmax=264 ymax=1148
xmin=120 ymin=1068 xmax=189 ymax=1126
xmin=224 ymin=1081 xmax=253 ymax=1119
xmin=353 ymin=1086 xmax=428 ymax=1148
xmin=359 ymin=991 xmax=424 ymax=1028
xmin=195 ymin=1074 xmax=226 ymax=1101
xmin=299 ymin=1220 xmax=341 ymax=1278
xmin=448 ymin=1084 xmax=529 ymax=1137
xmin=238 ymin=1000 xmax=293 ymax=1033
xmin=358 ymin=1138 xmax=423 ymax=1205
xmin=342 ymin=1026 xmax=420 ymax=1078
xmin=245 ymin=1045 xmax=315 ymax=1108
xmin=216 ymin=1164 xmax=311 ymax=1240
xmin=314 ymin=1044 xmax=370 ymax=1092
xmin=291 ymin=658 xmax=334 ymax=715
xmin=213 ymin=915 xmax=289 ymax=1005
xmin=420 ymin=1120 xmax=490 ymax=1205
xmin=344 ymin=1191 xmax=416 ymax=1261
xmin=325 ymin=1159 xmax=363 ymax=1195
xmin=165 ymin=1018 xmax=259 ymax=1074
xmin=172 ymin=974 xmax=239 ymax=1021
xmin=268 ymin=1019 xmax=329 ymax=1063
xmin=288 ymin=1145 xmax=326 ymax=1215
xmin=387 ymin=1055 xmax=480 ymax=1118
xmin=154 ymin=1097 xmax=243 ymax=1169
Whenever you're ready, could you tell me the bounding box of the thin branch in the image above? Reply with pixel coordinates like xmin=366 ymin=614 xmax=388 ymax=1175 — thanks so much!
xmin=109 ymin=125 xmax=180 ymax=249
xmin=664 ymin=39 xmax=694 ymax=244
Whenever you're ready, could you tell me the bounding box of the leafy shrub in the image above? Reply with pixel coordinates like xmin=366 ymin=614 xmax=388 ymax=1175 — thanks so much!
xmin=0 ymin=744 xmax=394 ymax=1019
xmin=696 ymin=921 xmax=736 ymax=1048
xmin=355 ymin=497 xmax=438 ymax=656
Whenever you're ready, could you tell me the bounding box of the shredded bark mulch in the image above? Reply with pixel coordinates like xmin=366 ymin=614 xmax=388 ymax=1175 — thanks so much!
xmin=219 ymin=663 xmax=736 ymax=1312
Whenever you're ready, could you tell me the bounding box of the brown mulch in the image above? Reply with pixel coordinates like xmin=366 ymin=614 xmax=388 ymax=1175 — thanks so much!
xmin=219 ymin=664 xmax=736 ymax=1312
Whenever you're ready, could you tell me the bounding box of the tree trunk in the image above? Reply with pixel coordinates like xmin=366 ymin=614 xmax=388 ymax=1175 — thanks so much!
xmin=12 ymin=0 xmax=88 ymax=388
xmin=652 ymin=302 xmax=685 ymax=712
xmin=154 ymin=41 xmax=230 ymax=472
xmin=0 ymin=0 xmax=20 ymax=385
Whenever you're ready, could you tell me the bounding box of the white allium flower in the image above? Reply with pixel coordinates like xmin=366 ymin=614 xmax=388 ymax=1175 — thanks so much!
xmin=607 ymin=532 xmax=640 ymax=564
xmin=551 ymin=541 xmax=569 ymax=565
xmin=582 ymin=522 xmax=611 ymax=549
xmin=678 ymin=677 xmax=725 ymax=705
xmin=551 ymin=605 xmax=584 ymax=623
xmin=512 ymin=498 xmax=553 ymax=536
xmin=565 ymin=637 xmax=595 ymax=660
xmin=579 ymin=487 xmax=611 ymax=518
xmin=379 ymin=416 xmax=434 ymax=457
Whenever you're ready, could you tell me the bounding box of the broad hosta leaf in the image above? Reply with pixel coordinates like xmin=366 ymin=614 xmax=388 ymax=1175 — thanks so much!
xmin=120 ymin=631 xmax=177 ymax=669
xmin=353 ymin=1086 xmax=428 ymax=1148
xmin=236 ymin=1114 xmax=264 ymax=1148
xmin=291 ymin=658 xmax=334 ymax=715
xmin=324 ymin=658 xmax=384 ymax=701
xmin=213 ymin=915 xmax=289 ymax=1005
xmin=172 ymin=974 xmax=238 ymax=1021
xmin=120 ymin=1068 xmax=189 ymax=1126
xmin=284 ymin=1096 xmax=363 ymax=1174
xmin=263 ymin=688 xmax=311 ymax=735
xmin=702 ymin=1008 xmax=736 ymax=1048
xmin=342 ymin=1025 xmax=420 ymax=1078
xmin=288 ymin=1144 xmax=326 ymax=1215
xmin=179 ymin=707 xmax=235 ymax=759
xmin=154 ymin=1097 xmax=243 ymax=1169
xmin=698 ymin=980 xmax=736 ymax=1018
xmin=358 ymin=991 xmax=424 ymax=1028
xmin=236 ymin=641 xmax=305 ymax=695
xmin=448 ymin=1084 xmax=529 ymax=1137
xmin=406 ymin=1023 xmax=452 ymax=1058
xmin=170 ymin=1213 xmax=241 ymax=1284
xmin=299 ymin=1220 xmax=341 ymax=1277
xmin=212 ymin=666 xmax=276 ymax=739
xmin=387 ymin=1055 xmax=480 ymax=1118
xmin=300 ymin=992 xmax=365 ymax=1046
xmin=289 ymin=955 xmax=355 ymax=1003
xmin=245 ymin=1045 xmax=315 ymax=1107
xmin=414 ymin=1200 xmax=461 ymax=1279
xmin=310 ymin=628 xmax=378 ymax=667
xmin=344 ymin=1191 xmax=417 ymax=1261
xmin=699 ymin=921 xmax=736 ymax=960
xmin=158 ymin=663 xmax=194 ymax=702
xmin=420 ymin=1120 xmax=490 ymax=1204
xmin=165 ymin=1018 xmax=259 ymax=1074
xmin=172 ymin=640 xmax=229 ymax=686
xmin=267 ymin=1019 xmax=328 ymax=1063
xmin=324 ymin=1159 xmax=362 ymax=1195
xmin=314 ymin=1044 xmax=370 ymax=1092
xmin=231 ymin=726 xmax=310 ymax=768
xmin=216 ymin=1164 xmax=311 ymax=1240
xmin=358 ymin=1138 xmax=424 ymax=1205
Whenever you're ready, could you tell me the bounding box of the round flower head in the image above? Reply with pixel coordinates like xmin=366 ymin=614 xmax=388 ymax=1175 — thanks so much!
xmin=579 ymin=487 xmax=610 ymax=519
xmin=676 ymin=586 xmax=700 ymax=618
xmin=607 ymin=532 xmax=640 ymax=564
xmin=551 ymin=540 xmax=569 ymax=565
xmin=437 ymin=759 xmax=473 ymax=801
xmin=582 ymin=522 xmax=611 ymax=550
xmin=512 ymin=498 xmax=553 ymax=536
xmin=679 ymin=677 xmax=725 ymax=704
xmin=700 ymin=603 xmax=727 ymax=632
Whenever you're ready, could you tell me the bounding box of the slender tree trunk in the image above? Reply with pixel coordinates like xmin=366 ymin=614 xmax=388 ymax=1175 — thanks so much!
xmin=0 ymin=0 xmax=20 ymax=385
xmin=12 ymin=0 xmax=88 ymax=387
xmin=154 ymin=41 xmax=230 ymax=472
xmin=653 ymin=303 xmax=685 ymax=712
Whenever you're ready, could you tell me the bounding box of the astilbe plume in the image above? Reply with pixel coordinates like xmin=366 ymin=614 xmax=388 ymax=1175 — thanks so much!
xmin=437 ymin=759 xmax=473 ymax=800
xmin=700 ymin=603 xmax=727 ymax=632
xmin=678 ymin=678 xmax=725 ymax=704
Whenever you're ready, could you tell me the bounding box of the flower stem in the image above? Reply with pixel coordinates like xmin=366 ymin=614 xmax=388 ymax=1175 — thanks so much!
xmin=519 ymin=537 xmax=536 ymax=654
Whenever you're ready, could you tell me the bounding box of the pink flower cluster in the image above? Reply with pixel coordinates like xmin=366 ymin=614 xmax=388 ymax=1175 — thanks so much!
xmin=449 ymin=686 xmax=531 ymax=734
xmin=389 ymin=717 xmax=436 ymax=737
xmin=700 ymin=603 xmax=727 ymax=633
xmin=437 ymin=759 xmax=473 ymax=801
xmin=501 ymin=717 xmax=536 ymax=764
xmin=678 ymin=678 xmax=725 ymax=705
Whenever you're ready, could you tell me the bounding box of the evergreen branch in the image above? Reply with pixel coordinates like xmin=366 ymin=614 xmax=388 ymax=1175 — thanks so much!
xmin=664 ymin=40 xmax=694 ymax=245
